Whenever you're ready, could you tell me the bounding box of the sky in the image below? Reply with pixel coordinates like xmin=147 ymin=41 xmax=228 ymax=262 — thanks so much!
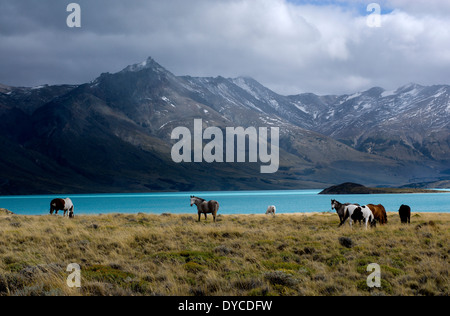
xmin=1 ymin=0 xmax=450 ymax=95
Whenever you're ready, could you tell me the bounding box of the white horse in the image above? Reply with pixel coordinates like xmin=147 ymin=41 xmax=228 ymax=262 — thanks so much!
xmin=266 ymin=205 xmax=276 ymax=216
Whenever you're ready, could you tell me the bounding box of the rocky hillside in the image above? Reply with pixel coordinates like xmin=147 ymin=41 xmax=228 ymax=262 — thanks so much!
xmin=0 ymin=57 xmax=448 ymax=194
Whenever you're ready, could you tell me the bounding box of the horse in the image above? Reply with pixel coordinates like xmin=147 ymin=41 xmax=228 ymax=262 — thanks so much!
xmin=339 ymin=204 xmax=359 ymax=227
xmin=266 ymin=205 xmax=276 ymax=216
xmin=50 ymin=198 xmax=74 ymax=218
xmin=367 ymin=204 xmax=388 ymax=224
xmin=399 ymin=204 xmax=411 ymax=224
xmin=190 ymin=196 xmax=219 ymax=222
xmin=331 ymin=200 xmax=360 ymax=226
xmin=339 ymin=204 xmax=376 ymax=229
xmin=352 ymin=205 xmax=377 ymax=229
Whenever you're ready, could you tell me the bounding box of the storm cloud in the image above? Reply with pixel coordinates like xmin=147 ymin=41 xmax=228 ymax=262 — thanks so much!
xmin=1 ymin=0 xmax=449 ymax=95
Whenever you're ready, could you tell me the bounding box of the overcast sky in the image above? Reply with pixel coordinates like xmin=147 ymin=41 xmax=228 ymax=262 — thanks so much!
xmin=1 ymin=0 xmax=450 ymax=95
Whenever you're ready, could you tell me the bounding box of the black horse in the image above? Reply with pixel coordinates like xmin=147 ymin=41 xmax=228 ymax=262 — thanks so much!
xmin=399 ymin=205 xmax=411 ymax=224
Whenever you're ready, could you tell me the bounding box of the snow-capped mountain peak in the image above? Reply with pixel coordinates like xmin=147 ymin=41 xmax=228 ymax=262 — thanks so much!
xmin=120 ymin=56 xmax=167 ymax=74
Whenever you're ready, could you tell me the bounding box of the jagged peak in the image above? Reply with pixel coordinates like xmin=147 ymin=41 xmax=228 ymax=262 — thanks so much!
xmin=119 ymin=56 xmax=167 ymax=74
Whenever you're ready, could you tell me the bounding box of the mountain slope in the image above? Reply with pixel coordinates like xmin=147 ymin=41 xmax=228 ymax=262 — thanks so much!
xmin=0 ymin=57 xmax=448 ymax=194
xmin=286 ymin=84 xmax=450 ymax=163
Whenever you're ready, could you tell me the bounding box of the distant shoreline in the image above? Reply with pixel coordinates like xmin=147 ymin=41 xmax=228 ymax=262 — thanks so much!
xmin=3 ymin=211 xmax=450 ymax=217
xmin=319 ymin=183 xmax=450 ymax=195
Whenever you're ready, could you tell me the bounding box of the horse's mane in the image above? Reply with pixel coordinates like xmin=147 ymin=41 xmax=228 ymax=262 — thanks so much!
xmin=193 ymin=196 xmax=206 ymax=202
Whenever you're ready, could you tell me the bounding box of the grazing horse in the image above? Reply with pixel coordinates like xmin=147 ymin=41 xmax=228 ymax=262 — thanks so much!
xmin=190 ymin=196 xmax=219 ymax=222
xmin=339 ymin=204 xmax=359 ymax=227
xmin=50 ymin=198 xmax=74 ymax=218
xmin=266 ymin=205 xmax=276 ymax=216
xmin=339 ymin=204 xmax=376 ymax=229
xmin=367 ymin=204 xmax=388 ymax=224
xmin=352 ymin=205 xmax=377 ymax=229
xmin=331 ymin=200 xmax=360 ymax=226
xmin=399 ymin=204 xmax=411 ymax=224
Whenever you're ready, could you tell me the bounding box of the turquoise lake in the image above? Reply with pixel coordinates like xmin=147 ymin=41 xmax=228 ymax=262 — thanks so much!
xmin=0 ymin=190 xmax=449 ymax=215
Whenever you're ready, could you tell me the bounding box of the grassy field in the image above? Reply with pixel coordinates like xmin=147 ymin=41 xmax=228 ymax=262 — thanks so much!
xmin=0 ymin=209 xmax=448 ymax=296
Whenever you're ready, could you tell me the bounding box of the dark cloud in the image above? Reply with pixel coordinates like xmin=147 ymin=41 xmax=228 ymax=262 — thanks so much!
xmin=1 ymin=0 xmax=449 ymax=95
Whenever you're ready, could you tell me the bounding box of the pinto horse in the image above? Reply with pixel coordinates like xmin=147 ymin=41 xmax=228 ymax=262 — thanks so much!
xmin=331 ymin=200 xmax=360 ymax=226
xmin=190 ymin=196 xmax=219 ymax=222
xmin=338 ymin=204 xmax=376 ymax=229
xmin=50 ymin=198 xmax=74 ymax=218
xmin=352 ymin=205 xmax=377 ymax=229
xmin=367 ymin=204 xmax=387 ymax=224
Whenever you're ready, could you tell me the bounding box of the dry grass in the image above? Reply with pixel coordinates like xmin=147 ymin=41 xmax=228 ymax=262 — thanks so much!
xmin=0 ymin=210 xmax=448 ymax=296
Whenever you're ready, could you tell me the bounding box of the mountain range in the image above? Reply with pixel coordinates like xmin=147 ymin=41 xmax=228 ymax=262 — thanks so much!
xmin=0 ymin=57 xmax=448 ymax=194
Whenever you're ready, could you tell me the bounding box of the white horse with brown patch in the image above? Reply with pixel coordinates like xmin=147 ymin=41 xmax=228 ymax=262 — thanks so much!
xmin=266 ymin=205 xmax=276 ymax=216
xmin=50 ymin=198 xmax=75 ymax=218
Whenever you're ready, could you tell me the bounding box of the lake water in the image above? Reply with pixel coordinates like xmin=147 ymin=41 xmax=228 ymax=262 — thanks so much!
xmin=1 ymin=190 xmax=449 ymax=215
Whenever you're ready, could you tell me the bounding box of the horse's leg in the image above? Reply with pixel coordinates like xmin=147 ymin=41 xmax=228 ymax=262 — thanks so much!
xmin=339 ymin=212 xmax=348 ymax=227
xmin=338 ymin=213 xmax=344 ymax=227
xmin=204 ymin=213 xmax=207 ymax=221
xmin=198 ymin=212 xmax=201 ymax=222
xmin=338 ymin=207 xmax=345 ymax=227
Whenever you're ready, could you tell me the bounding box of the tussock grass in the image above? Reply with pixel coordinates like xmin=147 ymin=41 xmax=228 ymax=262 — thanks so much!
xmin=0 ymin=211 xmax=448 ymax=296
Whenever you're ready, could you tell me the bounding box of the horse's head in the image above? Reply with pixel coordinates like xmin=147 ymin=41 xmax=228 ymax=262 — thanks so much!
xmin=331 ymin=199 xmax=338 ymax=210
xmin=190 ymin=196 xmax=197 ymax=207
xmin=190 ymin=196 xmax=206 ymax=207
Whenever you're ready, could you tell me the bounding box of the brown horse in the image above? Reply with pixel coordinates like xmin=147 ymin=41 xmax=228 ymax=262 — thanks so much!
xmin=50 ymin=198 xmax=74 ymax=218
xmin=367 ymin=204 xmax=387 ymax=224
xmin=190 ymin=196 xmax=219 ymax=222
